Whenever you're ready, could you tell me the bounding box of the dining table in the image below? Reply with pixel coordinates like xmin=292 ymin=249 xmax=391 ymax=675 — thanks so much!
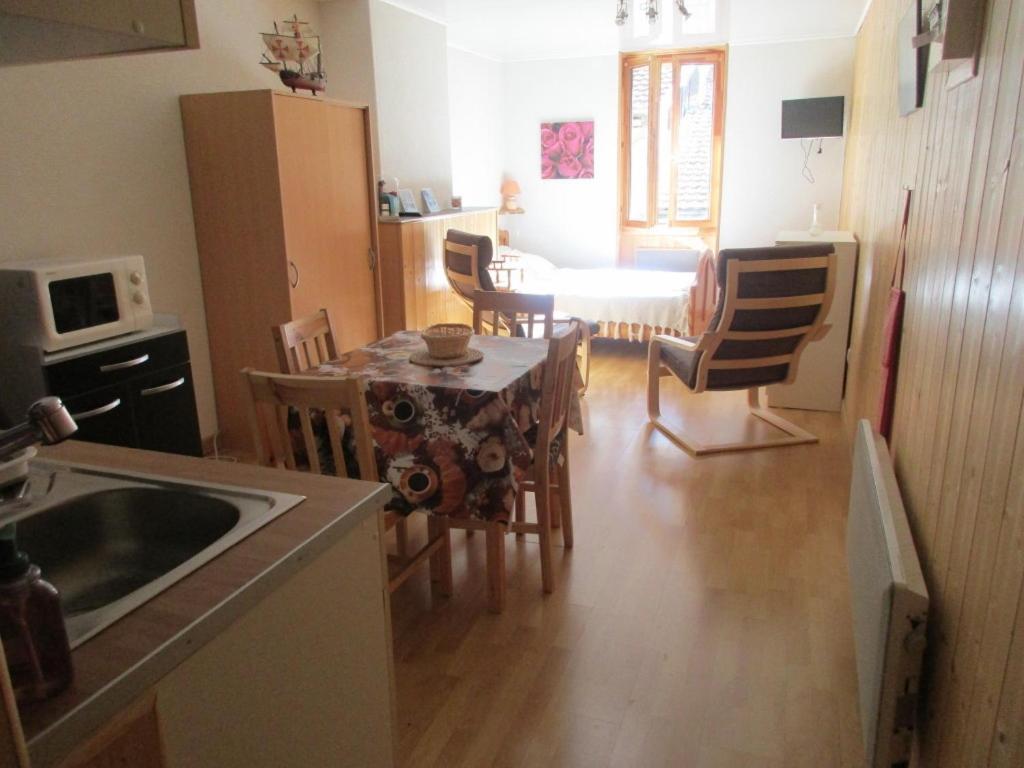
xmin=310 ymin=330 xmax=583 ymax=524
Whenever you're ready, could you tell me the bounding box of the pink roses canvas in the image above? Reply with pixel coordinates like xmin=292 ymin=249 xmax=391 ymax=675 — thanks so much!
xmin=540 ymin=121 xmax=595 ymax=180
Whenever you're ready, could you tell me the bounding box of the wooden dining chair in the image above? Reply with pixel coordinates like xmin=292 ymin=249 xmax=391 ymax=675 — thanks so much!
xmin=241 ymin=369 xmax=453 ymax=596
xmin=472 ymin=290 xmax=555 ymax=339
xmin=448 ymin=323 xmax=579 ymax=613
xmin=272 ymin=309 xmax=339 ymax=374
xmin=272 ymin=309 xmax=410 ymax=558
xmin=647 ymin=244 xmax=837 ymax=455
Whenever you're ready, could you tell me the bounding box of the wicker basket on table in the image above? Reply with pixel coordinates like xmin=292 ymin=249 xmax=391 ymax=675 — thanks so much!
xmin=421 ymin=324 xmax=473 ymax=359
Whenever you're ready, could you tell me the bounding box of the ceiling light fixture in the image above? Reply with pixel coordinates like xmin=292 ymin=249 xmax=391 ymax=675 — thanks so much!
xmin=617 ymin=0 xmax=693 ymax=26
xmin=615 ymin=0 xmax=629 ymax=25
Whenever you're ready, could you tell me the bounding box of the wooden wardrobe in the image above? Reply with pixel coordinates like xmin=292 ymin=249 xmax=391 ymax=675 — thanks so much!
xmin=180 ymin=89 xmax=380 ymax=453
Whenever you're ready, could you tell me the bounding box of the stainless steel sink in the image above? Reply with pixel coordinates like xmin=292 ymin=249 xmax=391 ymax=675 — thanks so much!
xmin=1 ymin=461 xmax=305 ymax=648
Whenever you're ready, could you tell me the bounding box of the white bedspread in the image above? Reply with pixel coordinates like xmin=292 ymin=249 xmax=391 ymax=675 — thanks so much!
xmin=511 ymin=254 xmax=696 ymax=334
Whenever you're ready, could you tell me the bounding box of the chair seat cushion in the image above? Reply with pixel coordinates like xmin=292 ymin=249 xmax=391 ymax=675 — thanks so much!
xmin=659 ymin=339 xmax=701 ymax=390
xmin=660 ymin=340 xmax=792 ymax=391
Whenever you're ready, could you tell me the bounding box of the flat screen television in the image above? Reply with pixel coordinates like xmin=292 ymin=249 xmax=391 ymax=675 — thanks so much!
xmin=781 ymin=96 xmax=845 ymax=139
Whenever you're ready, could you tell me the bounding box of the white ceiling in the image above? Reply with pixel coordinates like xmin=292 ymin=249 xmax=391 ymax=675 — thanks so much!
xmin=373 ymin=0 xmax=871 ymax=61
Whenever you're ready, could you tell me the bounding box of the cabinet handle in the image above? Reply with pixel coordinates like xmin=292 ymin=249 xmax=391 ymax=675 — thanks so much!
xmin=140 ymin=377 xmax=186 ymax=397
xmin=72 ymin=398 xmax=122 ymax=421
xmin=289 ymin=261 xmax=299 ymax=288
xmin=368 ymin=248 xmax=377 ymax=271
xmin=100 ymin=354 xmax=150 ymax=373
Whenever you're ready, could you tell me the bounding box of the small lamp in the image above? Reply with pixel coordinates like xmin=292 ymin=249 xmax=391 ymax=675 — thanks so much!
xmin=500 ymin=179 xmax=524 ymax=214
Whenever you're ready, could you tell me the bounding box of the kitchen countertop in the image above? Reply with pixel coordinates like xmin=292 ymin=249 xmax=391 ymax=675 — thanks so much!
xmin=18 ymin=441 xmax=389 ymax=768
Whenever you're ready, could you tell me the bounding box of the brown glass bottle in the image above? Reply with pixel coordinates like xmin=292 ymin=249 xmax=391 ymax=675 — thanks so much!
xmin=0 ymin=528 xmax=73 ymax=702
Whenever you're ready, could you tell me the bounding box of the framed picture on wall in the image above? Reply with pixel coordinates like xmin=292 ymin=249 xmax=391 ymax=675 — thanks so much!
xmin=540 ymin=120 xmax=595 ymax=180
xmin=898 ymin=0 xmax=928 ymax=116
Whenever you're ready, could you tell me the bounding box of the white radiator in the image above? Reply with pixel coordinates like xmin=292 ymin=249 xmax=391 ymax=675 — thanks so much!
xmin=634 ymin=247 xmax=702 ymax=272
xmin=847 ymin=420 xmax=929 ymax=768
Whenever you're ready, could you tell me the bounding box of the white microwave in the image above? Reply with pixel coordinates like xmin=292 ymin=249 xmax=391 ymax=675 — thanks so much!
xmin=0 ymin=256 xmax=154 ymax=352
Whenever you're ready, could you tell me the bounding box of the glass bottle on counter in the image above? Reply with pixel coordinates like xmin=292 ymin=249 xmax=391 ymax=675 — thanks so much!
xmin=0 ymin=524 xmax=73 ymax=702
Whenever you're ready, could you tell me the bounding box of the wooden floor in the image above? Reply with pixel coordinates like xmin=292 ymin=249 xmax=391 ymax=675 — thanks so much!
xmin=389 ymin=341 xmax=865 ymax=767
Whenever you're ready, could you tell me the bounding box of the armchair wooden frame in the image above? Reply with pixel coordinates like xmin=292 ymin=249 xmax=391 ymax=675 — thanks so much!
xmin=647 ymin=253 xmax=837 ymax=456
xmin=242 ymin=369 xmax=452 ymax=596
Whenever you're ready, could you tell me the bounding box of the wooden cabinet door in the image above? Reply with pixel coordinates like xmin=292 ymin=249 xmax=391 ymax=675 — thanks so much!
xmin=324 ymin=102 xmax=379 ymax=349
xmin=273 ymin=95 xmax=378 ymax=352
xmin=58 ymin=695 xmax=167 ymax=768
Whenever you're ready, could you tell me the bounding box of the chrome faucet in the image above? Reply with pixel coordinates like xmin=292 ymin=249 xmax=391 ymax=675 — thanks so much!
xmin=0 ymin=397 xmax=78 ymax=463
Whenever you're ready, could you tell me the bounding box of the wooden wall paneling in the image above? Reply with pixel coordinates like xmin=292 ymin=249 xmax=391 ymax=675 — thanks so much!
xmin=925 ymin=5 xmax=1021 ymax=763
xmin=963 ymin=214 xmax=1024 ymax=765
xmin=989 ymin=423 xmax=1024 ymax=767
xmin=377 ymin=209 xmax=495 ymax=333
xmin=934 ymin=6 xmax=1024 ymax=761
xmin=840 ymin=0 xmax=1024 ymax=764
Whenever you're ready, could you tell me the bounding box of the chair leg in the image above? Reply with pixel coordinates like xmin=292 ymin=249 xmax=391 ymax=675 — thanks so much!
xmin=515 ymin=486 xmax=526 ymax=539
xmin=577 ymin=322 xmax=592 ymax=396
xmin=485 ymin=522 xmax=506 ymax=613
xmin=395 ymin=517 xmax=409 ymax=560
xmin=427 ymin=515 xmax=453 ymax=597
xmin=558 ymin=437 xmax=574 ymax=549
xmin=535 ymin=476 xmax=554 ymax=594
xmin=550 ymin=477 xmax=561 ymax=530
xmin=646 ymin=338 xmax=663 ymax=420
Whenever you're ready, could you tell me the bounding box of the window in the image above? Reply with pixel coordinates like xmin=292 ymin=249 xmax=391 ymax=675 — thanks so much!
xmin=620 ymin=48 xmax=726 ymax=245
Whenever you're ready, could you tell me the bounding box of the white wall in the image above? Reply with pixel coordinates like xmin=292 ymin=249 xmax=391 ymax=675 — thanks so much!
xmin=0 ymin=0 xmax=321 ymax=439
xmin=447 ymin=48 xmax=504 ymax=208
xmin=320 ymin=0 xmax=379 ymax=173
xmin=369 ymin=0 xmax=453 ymax=205
xmin=719 ymin=37 xmax=856 ymax=248
xmin=501 ymin=56 xmax=619 ymax=268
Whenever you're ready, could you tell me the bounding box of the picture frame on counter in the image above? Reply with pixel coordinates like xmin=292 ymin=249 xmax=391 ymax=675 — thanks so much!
xmin=398 ymin=188 xmax=421 ymax=216
xmin=421 ymin=188 xmax=441 ymax=214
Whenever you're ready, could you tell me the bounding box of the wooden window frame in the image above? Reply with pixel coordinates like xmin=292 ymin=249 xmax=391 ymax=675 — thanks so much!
xmin=618 ymin=47 xmax=727 ymax=261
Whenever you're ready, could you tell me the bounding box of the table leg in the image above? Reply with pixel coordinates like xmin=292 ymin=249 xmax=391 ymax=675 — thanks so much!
xmin=427 ymin=516 xmax=453 ymax=597
xmin=486 ymin=522 xmax=506 ymax=613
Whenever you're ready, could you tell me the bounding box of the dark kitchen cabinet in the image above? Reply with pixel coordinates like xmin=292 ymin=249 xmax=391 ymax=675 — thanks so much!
xmin=42 ymin=328 xmax=203 ymax=457
xmin=132 ymin=364 xmax=201 ymax=455
xmin=62 ymin=384 xmax=136 ymax=449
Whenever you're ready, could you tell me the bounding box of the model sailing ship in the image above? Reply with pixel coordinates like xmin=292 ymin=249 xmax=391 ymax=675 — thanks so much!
xmin=260 ymin=15 xmax=325 ymax=95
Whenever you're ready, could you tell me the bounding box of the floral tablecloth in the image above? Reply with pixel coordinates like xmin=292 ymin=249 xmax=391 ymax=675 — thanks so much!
xmin=314 ymin=331 xmax=582 ymax=523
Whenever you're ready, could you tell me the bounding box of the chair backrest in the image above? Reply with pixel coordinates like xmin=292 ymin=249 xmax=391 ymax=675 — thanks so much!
xmin=534 ymin=322 xmax=579 ymax=469
xmin=272 ymin=309 xmax=339 ymax=374
xmin=694 ymin=244 xmax=837 ymax=393
xmin=241 ymin=368 xmax=377 ymax=481
xmin=472 ymin=290 xmax=555 ymax=339
xmin=444 ymin=230 xmax=496 ymax=306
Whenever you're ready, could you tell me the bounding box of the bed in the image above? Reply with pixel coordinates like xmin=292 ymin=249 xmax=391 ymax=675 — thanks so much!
xmin=495 ymin=246 xmax=716 ymax=340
